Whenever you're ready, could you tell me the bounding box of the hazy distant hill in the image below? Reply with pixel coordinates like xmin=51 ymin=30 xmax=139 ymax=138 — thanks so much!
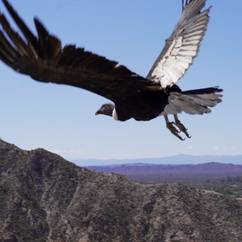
xmin=89 ymin=163 xmax=242 ymax=183
xmin=76 ymin=154 xmax=242 ymax=166
xmin=1 ymin=139 xmax=242 ymax=242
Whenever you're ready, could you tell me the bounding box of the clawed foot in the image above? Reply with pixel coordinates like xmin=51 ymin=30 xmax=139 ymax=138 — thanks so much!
xmin=175 ymin=120 xmax=192 ymax=139
xmin=167 ymin=122 xmax=185 ymax=141
xmin=164 ymin=114 xmax=192 ymax=141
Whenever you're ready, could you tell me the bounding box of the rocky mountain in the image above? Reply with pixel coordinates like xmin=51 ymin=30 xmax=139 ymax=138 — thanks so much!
xmin=1 ymin=139 xmax=242 ymax=242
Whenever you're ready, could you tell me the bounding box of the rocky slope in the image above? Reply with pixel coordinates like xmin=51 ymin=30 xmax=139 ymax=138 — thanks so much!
xmin=0 ymin=139 xmax=242 ymax=242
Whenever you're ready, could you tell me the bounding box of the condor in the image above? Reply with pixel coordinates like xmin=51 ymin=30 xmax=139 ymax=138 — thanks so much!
xmin=0 ymin=0 xmax=222 ymax=140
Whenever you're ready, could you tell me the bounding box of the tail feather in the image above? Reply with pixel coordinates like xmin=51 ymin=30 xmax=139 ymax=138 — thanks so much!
xmin=165 ymin=87 xmax=223 ymax=115
xmin=182 ymin=87 xmax=223 ymax=95
xmin=187 ymin=93 xmax=222 ymax=107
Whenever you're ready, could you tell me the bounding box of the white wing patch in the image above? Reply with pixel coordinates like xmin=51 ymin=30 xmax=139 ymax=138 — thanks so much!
xmin=147 ymin=0 xmax=210 ymax=89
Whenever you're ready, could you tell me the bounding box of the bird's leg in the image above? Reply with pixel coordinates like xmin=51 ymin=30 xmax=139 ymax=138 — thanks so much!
xmin=164 ymin=114 xmax=185 ymax=141
xmin=173 ymin=114 xmax=191 ymax=139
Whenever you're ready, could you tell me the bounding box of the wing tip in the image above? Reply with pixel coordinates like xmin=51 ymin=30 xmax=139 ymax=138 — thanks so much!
xmin=2 ymin=0 xmax=9 ymax=7
xmin=34 ymin=17 xmax=49 ymax=36
xmin=182 ymin=0 xmax=208 ymax=15
xmin=2 ymin=0 xmax=15 ymax=15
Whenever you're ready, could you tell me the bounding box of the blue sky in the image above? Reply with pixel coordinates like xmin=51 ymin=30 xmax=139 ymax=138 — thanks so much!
xmin=0 ymin=0 xmax=241 ymax=160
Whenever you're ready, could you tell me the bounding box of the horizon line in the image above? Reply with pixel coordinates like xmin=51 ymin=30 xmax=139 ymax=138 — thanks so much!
xmin=73 ymin=153 xmax=242 ymax=162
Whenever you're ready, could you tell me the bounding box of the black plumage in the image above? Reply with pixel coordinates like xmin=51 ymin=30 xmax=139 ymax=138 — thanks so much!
xmin=0 ymin=0 xmax=223 ymax=140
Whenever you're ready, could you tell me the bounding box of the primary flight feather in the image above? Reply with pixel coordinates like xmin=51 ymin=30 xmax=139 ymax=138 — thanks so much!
xmin=0 ymin=0 xmax=222 ymax=140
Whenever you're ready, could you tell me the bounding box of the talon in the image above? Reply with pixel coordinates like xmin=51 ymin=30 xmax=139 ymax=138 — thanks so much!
xmin=174 ymin=115 xmax=192 ymax=139
xmin=167 ymin=122 xmax=179 ymax=133
xmin=164 ymin=114 xmax=185 ymax=141
xmin=175 ymin=133 xmax=185 ymax=141
xmin=167 ymin=122 xmax=185 ymax=141
xmin=175 ymin=121 xmax=191 ymax=138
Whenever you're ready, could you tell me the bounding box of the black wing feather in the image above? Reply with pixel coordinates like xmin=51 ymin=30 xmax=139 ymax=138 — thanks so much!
xmin=2 ymin=0 xmax=40 ymax=54
xmin=0 ymin=0 xmax=153 ymax=101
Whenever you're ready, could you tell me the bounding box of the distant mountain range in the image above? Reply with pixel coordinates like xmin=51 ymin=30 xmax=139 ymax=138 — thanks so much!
xmin=75 ymin=154 xmax=242 ymax=166
xmin=89 ymin=162 xmax=242 ymax=184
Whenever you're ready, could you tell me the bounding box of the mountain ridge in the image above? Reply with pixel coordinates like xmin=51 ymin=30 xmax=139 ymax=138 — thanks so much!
xmin=1 ymin=139 xmax=242 ymax=242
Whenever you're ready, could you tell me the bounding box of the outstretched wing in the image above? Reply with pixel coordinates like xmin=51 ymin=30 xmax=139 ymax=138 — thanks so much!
xmin=0 ymin=0 xmax=152 ymax=102
xmin=147 ymin=0 xmax=210 ymax=89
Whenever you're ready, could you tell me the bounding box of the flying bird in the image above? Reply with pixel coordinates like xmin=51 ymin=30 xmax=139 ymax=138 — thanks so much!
xmin=0 ymin=0 xmax=222 ymax=140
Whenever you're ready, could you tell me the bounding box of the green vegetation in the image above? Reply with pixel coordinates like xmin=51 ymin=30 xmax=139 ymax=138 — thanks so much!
xmin=197 ymin=176 xmax=242 ymax=199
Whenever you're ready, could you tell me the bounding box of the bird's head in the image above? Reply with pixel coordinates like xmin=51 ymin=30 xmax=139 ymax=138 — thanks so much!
xmin=95 ymin=103 xmax=114 ymax=117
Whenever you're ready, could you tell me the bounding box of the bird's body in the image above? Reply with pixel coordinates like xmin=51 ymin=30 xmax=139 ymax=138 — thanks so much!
xmin=116 ymin=91 xmax=167 ymax=121
xmin=0 ymin=0 xmax=223 ymax=140
xmin=113 ymin=85 xmax=181 ymax=121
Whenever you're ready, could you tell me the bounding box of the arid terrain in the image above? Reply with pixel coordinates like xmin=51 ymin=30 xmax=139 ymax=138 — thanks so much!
xmin=90 ymin=163 xmax=242 ymax=198
xmin=1 ymin=139 xmax=242 ymax=242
